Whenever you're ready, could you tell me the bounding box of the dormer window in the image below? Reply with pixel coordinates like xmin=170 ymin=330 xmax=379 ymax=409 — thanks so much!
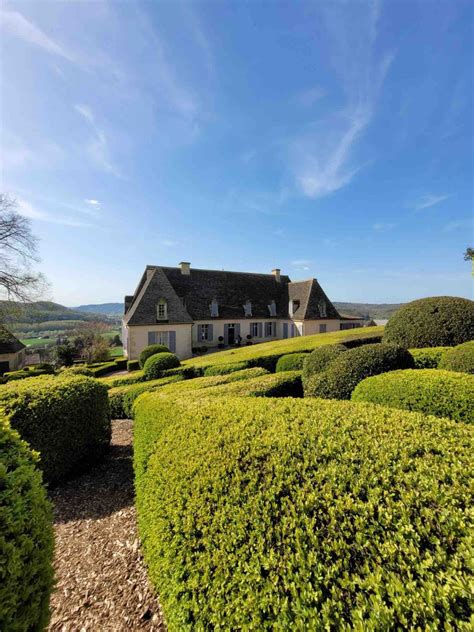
xmin=157 ymin=298 xmax=167 ymax=320
xmin=243 ymin=300 xmax=252 ymax=317
xmin=210 ymin=298 xmax=219 ymax=317
xmin=319 ymin=299 xmax=327 ymax=317
xmin=289 ymin=299 xmax=300 ymax=316
xmin=268 ymin=300 xmax=277 ymax=317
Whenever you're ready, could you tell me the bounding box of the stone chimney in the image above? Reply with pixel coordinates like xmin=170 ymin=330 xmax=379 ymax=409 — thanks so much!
xmin=179 ymin=261 xmax=191 ymax=275
xmin=272 ymin=268 xmax=281 ymax=282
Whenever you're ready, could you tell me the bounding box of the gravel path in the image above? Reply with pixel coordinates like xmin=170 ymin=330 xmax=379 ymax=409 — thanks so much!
xmin=48 ymin=420 xmax=165 ymax=631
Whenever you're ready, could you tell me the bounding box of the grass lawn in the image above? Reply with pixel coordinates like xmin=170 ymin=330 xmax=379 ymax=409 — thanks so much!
xmin=183 ymin=326 xmax=384 ymax=368
xmin=21 ymin=337 xmax=57 ymax=348
xmin=109 ymin=346 xmax=124 ymax=358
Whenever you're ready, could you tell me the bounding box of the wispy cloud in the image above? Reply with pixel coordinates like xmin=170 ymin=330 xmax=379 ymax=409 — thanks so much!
xmin=443 ymin=218 xmax=473 ymax=232
xmin=373 ymin=222 xmax=395 ymax=232
xmin=295 ymin=86 xmax=327 ymax=108
xmin=0 ymin=9 xmax=74 ymax=62
xmin=16 ymin=197 xmax=91 ymax=228
xmin=74 ymin=104 xmax=121 ymax=177
xmin=85 ymin=199 xmax=101 ymax=207
xmin=292 ymin=0 xmax=394 ymax=199
xmin=291 ymin=259 xmax=313 ymax=271
xmin=413 ymin=193 xmax=450 ymax=211
xmin=161 ymin=239 xmax=179 ymax=247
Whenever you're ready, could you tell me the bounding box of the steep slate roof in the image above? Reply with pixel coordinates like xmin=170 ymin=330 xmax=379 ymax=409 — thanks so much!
xmin=0 ymin=326 xmax=25 ymax=354
xmin=126 ymin=267 xmax=193 ymax=325
xmin=289 ymin=279 xmax=341 ymax=320
xmin=125 ymin=265 xmax=341 ymax=325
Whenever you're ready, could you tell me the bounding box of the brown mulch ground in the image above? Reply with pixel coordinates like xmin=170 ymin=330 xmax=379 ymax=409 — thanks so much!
xmin=48 ymin=420 xmax=165 ymax=631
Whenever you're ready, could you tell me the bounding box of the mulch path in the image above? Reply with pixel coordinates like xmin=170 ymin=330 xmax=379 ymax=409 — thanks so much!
xmin=48 ymin=420 xmax=165 ymax=631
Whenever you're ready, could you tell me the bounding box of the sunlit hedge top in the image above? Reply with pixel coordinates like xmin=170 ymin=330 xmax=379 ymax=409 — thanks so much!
xmin=134 ymin=396 xmax=473 ymax=631
xmin=383 ymin=296 xmax=474 ymax=348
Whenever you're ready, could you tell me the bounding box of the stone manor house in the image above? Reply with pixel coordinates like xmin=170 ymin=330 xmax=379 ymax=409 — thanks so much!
xmin=122 ymin=262 xmax=364 ymax=360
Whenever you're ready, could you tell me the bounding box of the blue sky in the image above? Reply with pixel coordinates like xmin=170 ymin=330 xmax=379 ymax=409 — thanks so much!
xmin=1 ymin=0 xmax=472 ymax=306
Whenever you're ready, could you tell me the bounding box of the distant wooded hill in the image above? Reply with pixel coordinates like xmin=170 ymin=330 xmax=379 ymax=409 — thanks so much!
xmin=0 ymin=300 xmax=117 ymax=326
xmin=73 ymin=301 xmax=402 ymax=320
xmin=333 ymin=302 xmax=403 ymax=320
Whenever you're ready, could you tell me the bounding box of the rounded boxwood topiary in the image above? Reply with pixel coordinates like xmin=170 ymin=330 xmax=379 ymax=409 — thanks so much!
xmin=302 ymin=344 xmax=347 ymax=382
xmin=134 ymin=396 xmax=473 ymax=631
xmin=0 ymin=417 xmax=54 ymax=631
xmin=439 ymin=341 xmax=474 ymax=374
xmin=409 ymin=347 xmax=450 ymax=369
xmin=383 ymin=296 xmax=474 ymax=348
xmin=275 ymin=353 xmax=308 ymax=373
xmin=204 ymin=362 xmax=250 ymax=377
xmin=61 ymin=365 xmax=94 ymax=377
xmin=143 ymin=352 xmax=180 ymax=380
xmin=304 ymin=343 xmax=414 ymax=400
xmin=139 ymin=343 xmax=170 ymax=369
xmin=352 ymin=368 xmax=474 ymax=424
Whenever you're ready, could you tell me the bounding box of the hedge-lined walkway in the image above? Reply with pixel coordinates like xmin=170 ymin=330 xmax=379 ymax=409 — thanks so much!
xmin=48 ymin=420 xmax=165 ymax=631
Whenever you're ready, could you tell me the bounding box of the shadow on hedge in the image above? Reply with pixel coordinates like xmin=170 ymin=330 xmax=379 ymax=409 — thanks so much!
xmin=49 ymin=439 xmax=133 ymax=523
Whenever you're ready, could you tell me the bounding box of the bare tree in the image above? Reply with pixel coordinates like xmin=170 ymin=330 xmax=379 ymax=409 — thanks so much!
xmin=0 ymin=194 xmax=47 ymax=303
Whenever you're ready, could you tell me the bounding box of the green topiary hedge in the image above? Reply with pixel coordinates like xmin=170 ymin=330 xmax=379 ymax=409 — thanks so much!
xmin=0 ymin=417 xmax=54 ymax=631
xmin=409 ymin=347 xmax=450 ymax=369
xmin=203 ymin=362 xmax=250 ymax=377
xmin=109 ymin=375 xmax=184 ymax=419
xmin=352 ymin=369 xmax=474 ymax=424
xmin=143 ymin=353 xmax=180 ymax=380
xmin=139 ymin=344 xmax=170 ymax=369
xmin=134 ymin=396 xmax=473 ymax=631
xmin=302 ymin=344 xmax=347 ymax=382
xmin=304 ymin=343 xmax=414 ymax=400
xmin=383 ymin=296 xmax=474 ymax=348
xmin=0 ymin=375 xmax=111 ymax=484
xmin=439 ymin=341 xmax=474 ymax=374
xmin=87 ymin=361 xmax=117 ymax=377
xmin=203 ymin=371 xmax=303 ymax=398
xmin=4 ymin=365 xmax=56 ymax=382
xmin=60 ymin=365 xmax=94 ymax=377
xmin=127 ymin=359 xmax=140 ymax=372
xmin=275 ymin=353 xmax=308 ymax=373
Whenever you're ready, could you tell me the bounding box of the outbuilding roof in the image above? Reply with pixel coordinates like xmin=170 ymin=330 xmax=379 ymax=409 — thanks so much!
xmin=0 ymin=326 xmax=25 ymax=354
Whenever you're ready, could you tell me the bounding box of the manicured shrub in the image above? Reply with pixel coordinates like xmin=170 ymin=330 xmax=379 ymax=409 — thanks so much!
xmin=383 ymin=296 xmax=474 ymax=348
xmin=127 ymin=359 xmax=140 ymax=372
xmin=100 ymin=370 xmax=145 ymax=388
xmin=114 ymin=357 xmax=128 ymax=370
xmin=203 ymin=371 xmax=303 ymax=398
xmin=304 ymin=343 xmax=414 ymax=400
xmin=162 ymin=366 xmax=202 ymax=379
xmin=109 ymin=375 xmax=184 ymax=419
xmin=203 ymin=362 xmax=250 ymax=377
xmin=0 ymin=375 xmax=111 ymax=484
xmin=352 ymin=369 xmax=474 ymax=424
xmin=139 ymin=344 xmax=170 ymax=369
xmin=61 ymin=365 xmax=94 ymax=377
xmin=5 ymin=367 xmax=55 ymax=382
xmin=409 ymin=347 xmax=450 ymax=369
xmin=143 ymin=352 xmax=180 ymax=380
xmin=134 ymin=396 xmax=473 ymax=631
xmin=341 ymin=334 xmax=383 ymax=348
xmin=154 ymin=368 xmax=270 ymax=399
xmin=0 ymin=417 xmax=54 ymax=631
xmin=439 ymin=341 xmax=474 ymax=374
xmin=87 ymin=361 xmax=117 ymax=377
xmin=302 ymin=344 xmax=347 ymax=382
xmin=248 ymin=353 xmax=283 ymax=372
xmin=275 ymin=353 xmax=308 ymax=373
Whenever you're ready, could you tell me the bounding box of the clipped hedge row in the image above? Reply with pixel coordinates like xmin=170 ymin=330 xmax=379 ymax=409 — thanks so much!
xmin=203 ymin=362 xmax=250 ymax=377
xmin=87 ymin=361 xmax=118 ymax=377
xmin=202 ymin=371 xmax=303 ymax=398
xmin=182 ymin=326 xmax=384 ymax=369
xmin=109 ymin=375 xmax=184 ymax=419
xmin=134 ymin=396 xmax=473 ymax=631
xmin=139 ymin=344 xmax=170 ymax=369
xmin=304 ymin=343 xmax=414 ymax=400
xmin=439 ymin=341 xmax=474 ymax=374
xmin=127 ymin=359 xmax=140 ymax=372
xmin=156 ymin=367 xmax=270 ymax=397
xmin=383 ymin=296 xmax=474 ymax=348
xmin=302 ymin=344 xmax=347 ymax=382
xmin=275 ymin=353 xmax=308 ymax=373
xmin=0 ymin=375 xmax=111 ymax=484
xmin=143 ymin=353 xmax=180 ymax=380
xmin=409 ymin=347 xmax=450 ymax=369
xmin=352 ymin=369 xmax=474 ymax=424
xmin=4 ymin=364 xmax=55 ymax=382
xmin=0 ymin=417 xmax=54 ymax=631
